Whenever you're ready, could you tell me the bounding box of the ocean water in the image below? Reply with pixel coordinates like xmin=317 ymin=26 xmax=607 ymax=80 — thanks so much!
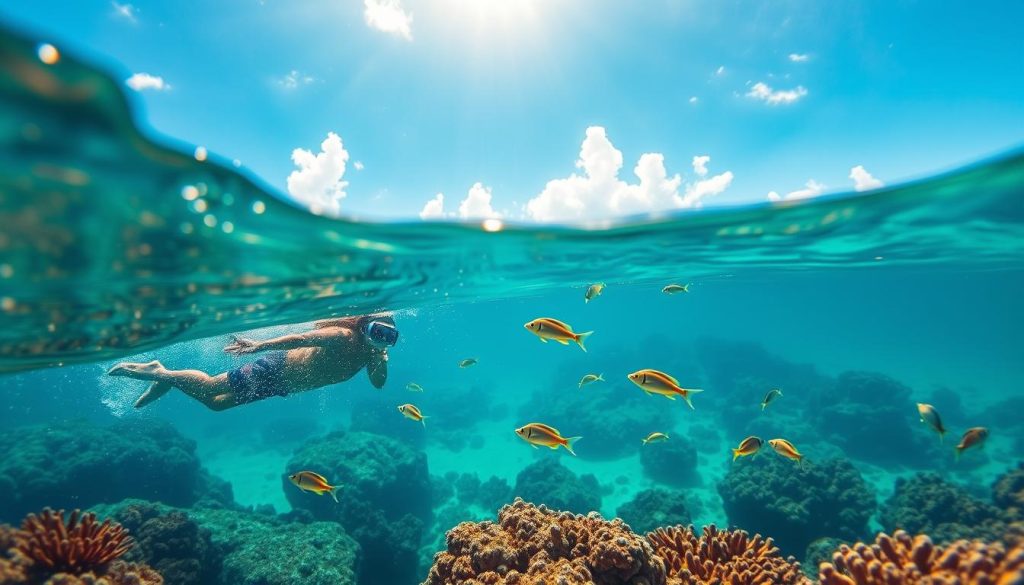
xmin=1 ymin=22 xmax=1023 ymax=585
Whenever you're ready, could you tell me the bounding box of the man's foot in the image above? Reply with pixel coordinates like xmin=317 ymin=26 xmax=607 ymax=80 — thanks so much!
xmin=134 ymin=381 xmax=173 ymax=409
xmin=107 ymin=360 xmax=165 ymax=380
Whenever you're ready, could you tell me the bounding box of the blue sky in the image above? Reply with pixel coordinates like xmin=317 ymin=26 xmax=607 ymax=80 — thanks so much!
xmin=4 ymin=1 xmax=1022 ymax=222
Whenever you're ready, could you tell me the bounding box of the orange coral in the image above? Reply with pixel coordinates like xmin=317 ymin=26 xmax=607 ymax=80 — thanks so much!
xmin=424 ymin=498 xmax=668 ymax=584
xmin=646 ymin=524 xmax=811 ymax=585
xmin=818 ymin=530 xmax=1024 ymax=585
xmin=16 ymin=509 xmax=134 ymax=577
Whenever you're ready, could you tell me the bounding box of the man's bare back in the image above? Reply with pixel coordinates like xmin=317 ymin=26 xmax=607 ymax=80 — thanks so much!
xmin=107 ymin=314 xmax=397 ymax=411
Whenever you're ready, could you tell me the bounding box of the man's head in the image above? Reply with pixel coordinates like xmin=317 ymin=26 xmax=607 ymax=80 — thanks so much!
xmin=362 ymin=314 xmax=398 ymax=349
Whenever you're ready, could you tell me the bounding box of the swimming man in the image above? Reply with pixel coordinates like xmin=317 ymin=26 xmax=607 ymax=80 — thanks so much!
xmin=107 ymin=314 xmax=398 ymax=411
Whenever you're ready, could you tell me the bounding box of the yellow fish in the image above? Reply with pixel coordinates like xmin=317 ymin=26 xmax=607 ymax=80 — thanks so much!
xmin=288 ymin=471 xmax=340 ymax=503
xmin=955 ymin=427 xmax=988 ymax=459
xmin=406 ymin=382 xmax=424 ymax=392
xmin=731 ymin=436 xmax=763 ymax=461
xmin=585 ymin=283 xmax=606 ymax=303
xmin=761 ymin=388 xmax=783 ymax=411
xmin=524 ymin=318 xmax=593 ymax=352
xmin=398 ymin=403 xmax=428 ymax=426
xmin=578 ymin=373 xmax=605 ymax=389
xmin=662 ymin=283 xmax=691 ymax=294
xmin=916 ymin=403 xmax=946 ymax=442
xmin=627 ymin=369 xmax=704 ymax=409
xmin=642 ymin=432 xmax=669 ymax=445
xmin=515 ymin=423 xmax=581 ymax=456
xmin=768 ymin=438 xmax=804 ymax=465
xmin=459 ymin=358 xmax=478 ymax=368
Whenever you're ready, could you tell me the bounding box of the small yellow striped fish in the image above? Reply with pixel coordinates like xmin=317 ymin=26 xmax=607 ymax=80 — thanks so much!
xmin=398 ymin=403 xmax=428 ymax=426
xmin=662 ymin=283 xmax=690 ymax=294
xmin=761 ymin=388 xmax=783 ymax=411
xmin=916 ymin=403 xmax=945 ymax=442
xmin=406 ymin=382 xmax=424 ymax=392
xmin=585 ymin=283 xmax=606 ymax=303
xmin=459 ymin=358 xmax=478 ymax=368
xmin=515 ymin=422 xmax=581 ymax=456
xmin=627 ymin=369 xmax=704 ymax=409
xmin=731 ymin=436 xmax=763 ymax=461
xmin=955 ymin=427 xmax=988 ymax=459
xmin=642 ymin=432 xmax=669 ymax=445
xmin=768 ymin=438 xmax=803 ymax=466
xmin=578 ymin=373 xmax=604 ymax=389
xmin=524 ymin=318 xmax=593 ymax=352
xmin=288 ymin=471 xmax=340 ymax=503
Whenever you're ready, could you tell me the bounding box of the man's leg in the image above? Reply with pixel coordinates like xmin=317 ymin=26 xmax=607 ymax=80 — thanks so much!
xmin=108 ymin=361 xmax=236 ymax=411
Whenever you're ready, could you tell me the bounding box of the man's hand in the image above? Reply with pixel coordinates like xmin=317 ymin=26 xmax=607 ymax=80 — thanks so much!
xmin=224 ymin=336 xmax=261 ymax=355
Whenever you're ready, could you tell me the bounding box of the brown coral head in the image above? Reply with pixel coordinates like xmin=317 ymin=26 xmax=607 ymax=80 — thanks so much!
xmin=16 ymin=508 xmax=134 ymax=576
xmin=818 ymin=530 xmax=1024 ymax=585
xmin=647 ymin=524 xmax=811 ymax=585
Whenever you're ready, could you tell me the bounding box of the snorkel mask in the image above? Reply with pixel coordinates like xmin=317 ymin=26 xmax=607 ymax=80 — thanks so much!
xmin=364 ymin=319 xmax=399 ymax=349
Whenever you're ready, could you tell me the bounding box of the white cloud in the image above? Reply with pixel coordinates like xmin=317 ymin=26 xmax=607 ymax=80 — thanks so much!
xmin=353 ymin=161 xmax=365 ymax=171
xmin=689 ymin=96 xmax=699 ymax=104
xmin=126 ymin=73 xmax=170 ymax=91
xmin=458 ymin=182 xmax=500 ymax=219
xmin=692 ymin=155 xmax=710 ymax=177
xmin=524 ymin=127 xmax=734 ymax=223
xmin=767 ymin=179 xmax=825 ymax=202
xmin=715 ymin=65 xmax=726 ymax=76
xmin=286 ymin=132 xmax=351 ymax=216
xmin=111 ymin=1 xmax=137 ymax=22
xmin=746 ymin=81 xmax=808 ymax=105
xmin=849 ymin=165 xmax=884 ymax=191
xmin=788 ymin=53 xmax=810 ymax=62
xmin=419 ymin=193 xmax=446 ymax=219
xmin=364 ymin=0 xmax=413 ymax=40
xmin=278 ymin=70 xmax=316 ymax=89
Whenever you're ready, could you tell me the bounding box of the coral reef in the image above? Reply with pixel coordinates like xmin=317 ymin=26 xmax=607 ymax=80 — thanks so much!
xmin=517 ymin=358 xmax=676 ymax=460
xmin=424 ymin=498 xmax=667 ymax=584
xmin=639 ymin=436 xmax=699 ymax=487
xmin=717 ymin=455 xmax=875 ymax=556
xmin=0 ymin=509 xmax=163 ymax=585
xmin=813 ymin=372 xmax=936 ymax=469
xmin=92 ymin=499 xmax=360 ymax=585
xmin=285 ymin=430 xmax=430 ymax=585
xmin=804 ymin=537 xmax=845 ymax=578
xmin=0 ymin=420 xmax=224 ymax=522
xmin=880 ymin=473 xmax=1006 ymax=544
xmin=818 ymin=530 xmax=1024 ymax=585
xmin=100 ymin=501 xmax=216 ymax=585
xmin=648 ymin=524 xmax=811 ymax=585
xmin=616 ymin=489 xmax=692 ymax=535
xmin=512 ymin=458 xmax=602 ymax=515
xmin=994 ymin=462 xmax=1024 ymax=520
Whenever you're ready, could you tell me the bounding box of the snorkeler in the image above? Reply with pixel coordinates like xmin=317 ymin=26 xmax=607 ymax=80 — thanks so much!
xmin=106 ymin=314 xmax=398 ymax=411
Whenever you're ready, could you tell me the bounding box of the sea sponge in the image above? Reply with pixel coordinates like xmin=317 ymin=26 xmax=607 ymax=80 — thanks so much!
xmin=647 ymin=524 xmax=811 ymax=585
xmin=423 ymin=498 xmax=668 ymax=584
xmin=616 ymin=489 xmax=692 ymax=535
xmin=880 ymin=473 xmax=1006 ymax=544
xmin=818 ymin=530 xmax=1024 ymax=585
xmin=717 ymin=455 xmax=875 ymax=556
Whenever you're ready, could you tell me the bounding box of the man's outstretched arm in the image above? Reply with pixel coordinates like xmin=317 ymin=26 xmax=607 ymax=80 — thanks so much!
xmin=224 ymin=327 xmax=351 ymax=354
xmin=367 ymin=349 xmax=388 ymax=389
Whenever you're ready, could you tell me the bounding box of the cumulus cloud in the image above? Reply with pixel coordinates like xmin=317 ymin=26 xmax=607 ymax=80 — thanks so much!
xmin=767 ymin=179 xmax=825 ymax=202
xmin=523 ymin=127 xmax=734 ymax=223
xmin=692 ymin=155 xmax=710 ymax=177
xmin=111 ymin=1 xmax=137 ymax=22
xmin=286 ymin=132 xmax=351 ymax=216
xmin=419 ymin=193 xmax=446 ymax=219
xmin=364 ymin=0 xmax=413 ymax=40
xmin=715 ymin=65 xmax=726 ymax=76
xmin=278 ymin=70 xmax=316 ymax=89
xmin=746 ymin=81 xmax=808 ymax=105
xmin=458 ymin=183 xmax=500 ymax=219
xmin=788 ymin=53 xmax=810 ymax=62
xmin=126 ymin=73 xmax=170 ymax=91
xmin=849 ymin=165 xmax=884 ymax=191
xmin=353 ymin=161 xmax=365 ymax=171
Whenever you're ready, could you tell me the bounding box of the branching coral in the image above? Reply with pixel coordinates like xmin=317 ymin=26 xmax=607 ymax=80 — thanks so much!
xmin=17 ymin=509 xmax=133 ymax=576
xmin=647 ymin=524 xmax=811 ymax=585
xmin=818 ymin=530 xmax=1024 ymax=585
xmin=424 ymin=498 xmax=667 ymax=584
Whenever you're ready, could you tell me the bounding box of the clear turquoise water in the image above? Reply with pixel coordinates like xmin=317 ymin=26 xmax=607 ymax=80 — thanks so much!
xmin=0 ymin=21 xmax=1022 ymax=585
